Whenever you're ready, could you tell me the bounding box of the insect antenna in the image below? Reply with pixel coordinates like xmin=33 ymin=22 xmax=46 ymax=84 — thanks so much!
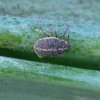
xmin=28 ymin=24 xmax=49 ymax=37
xmin=50 ymin=26 xmax=58 ymax=37
xmin=62 ymin=25 xmax=69 ymax=40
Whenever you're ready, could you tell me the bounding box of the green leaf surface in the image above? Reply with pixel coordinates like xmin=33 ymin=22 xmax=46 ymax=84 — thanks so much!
xmin=0 ymin=56 xmax=100 ymax=100
xmin=0 ymin=16 xmax=100 ymax=70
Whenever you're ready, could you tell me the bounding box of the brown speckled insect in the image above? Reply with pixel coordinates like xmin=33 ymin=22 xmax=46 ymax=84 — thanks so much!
xmin=29 ymin=25 xmax=70 ymax=58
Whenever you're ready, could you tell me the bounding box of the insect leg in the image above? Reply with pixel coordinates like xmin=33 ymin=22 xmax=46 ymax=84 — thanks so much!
xmin=28 ymin=24 xmax=49 ymax=37
xmin=67 ymin=34 xmax=70 ymax=43
xmin=41 ymin=31 xmax=50 ymax=37
xmin=50 ymin=26 xmax=57 ymax=37
xmin=28 ymin=24 xmax=35 ymax=31
xmin=62 ymin=25 xmax=69 ymax=40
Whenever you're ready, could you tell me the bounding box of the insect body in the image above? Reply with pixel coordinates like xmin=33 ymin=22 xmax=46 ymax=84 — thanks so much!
xmin=29 ymin=25 xmax=70 ymax=58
